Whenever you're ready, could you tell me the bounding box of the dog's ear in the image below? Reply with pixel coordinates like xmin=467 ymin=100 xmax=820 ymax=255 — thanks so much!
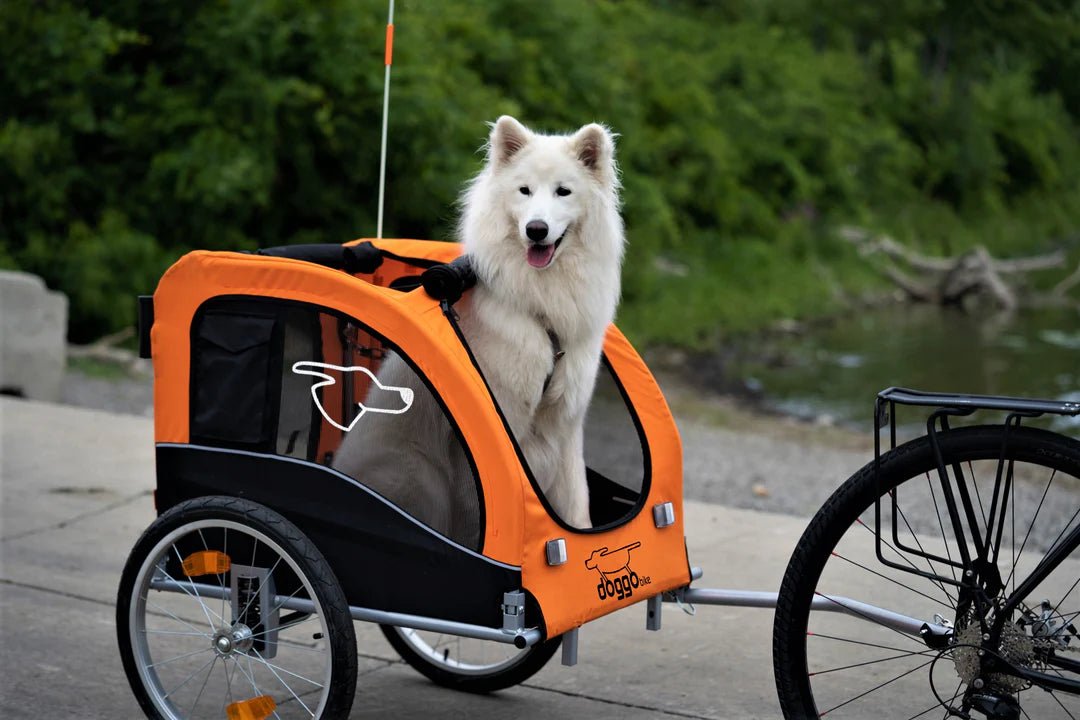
xmin=490 ymin=116 xmax=531 ymax=166
xmin=572 ymin=123 xmax=615 ymax=176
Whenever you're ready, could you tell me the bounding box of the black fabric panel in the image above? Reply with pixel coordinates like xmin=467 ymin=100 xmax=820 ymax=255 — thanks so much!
xmin=191 ymin=311 xmax=279 ymax=448
xmin=155 ymin=445 xmax=522 ymax=630
xmin=586 ymin=468 xmax=641 ymax=527
xmin=137 ymin=296 xmax=153 ymax=359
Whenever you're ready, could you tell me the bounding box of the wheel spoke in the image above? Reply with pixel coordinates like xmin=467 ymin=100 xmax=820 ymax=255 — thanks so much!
xmin=829 ymin=551 xmax=954 ymax=612
xmin=924 ymin=472 xmax=960 ymax=587
xmin=172 ymin=543 xmax=224 ymax=629
xmin=1048 ymin=690 xmax=1077 ymax=719
xmin=251 ymin=648 xmax=314 ymax=717
xmin=250 ymin=649 xmax=325 ymax=688
xmin=187 ymin=655 xmax=217 ymax=717
xmin=249 ymin=614 xmax=317 ymax=641
xmin=862 ymin=512 xmax=957 ymax=608
xmin=144 ymin=596 xmax=214 ymax=640
xmin=819 ymin=658 xmax=935 ymax=716
xmin=148 ymin=645 xmax=215 ymax=669
xmin=1003 ymin=468 xmax=1057 ymax=591
xmin=810 ymin=649 xmax=939 ymax=677
xmin=163 ymin=654 xmax=218 ymax=700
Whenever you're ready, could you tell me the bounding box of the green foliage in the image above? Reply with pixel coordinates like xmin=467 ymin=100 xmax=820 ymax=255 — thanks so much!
xmin=1 ymin=0 xmax=1078 ymax=343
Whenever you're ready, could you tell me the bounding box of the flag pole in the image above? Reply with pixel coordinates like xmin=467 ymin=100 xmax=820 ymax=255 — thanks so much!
xmin=376 ymin=0 xmax=395 ymax=239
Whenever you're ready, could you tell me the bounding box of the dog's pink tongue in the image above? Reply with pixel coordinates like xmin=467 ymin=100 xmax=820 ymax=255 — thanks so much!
xmin=527 ymin=243 xmax=555 ymax=268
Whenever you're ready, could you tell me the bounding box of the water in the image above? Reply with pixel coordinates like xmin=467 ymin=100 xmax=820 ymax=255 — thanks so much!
xmin=729 ymin=305 xmax=1080 ymax=433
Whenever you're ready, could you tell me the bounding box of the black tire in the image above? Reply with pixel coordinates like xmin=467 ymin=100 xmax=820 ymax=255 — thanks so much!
xmin=379 ymin=624 xmax=561 ymax=693
xmin=773 ymin=425 xmax=1080 ymax=719
xmin=117 ymin=496 xmax=357 ymax=719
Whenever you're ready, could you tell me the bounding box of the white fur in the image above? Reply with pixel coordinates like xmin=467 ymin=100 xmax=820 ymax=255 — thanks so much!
xmin=458 ymin=116 xmax=624 ymax=528
xmin=333 ymin=117 xmax=624 ymax=537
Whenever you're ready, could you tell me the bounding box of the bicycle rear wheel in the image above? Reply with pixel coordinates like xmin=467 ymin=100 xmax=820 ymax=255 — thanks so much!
xmin=773 ymin=425 xmax=1080 ymax=719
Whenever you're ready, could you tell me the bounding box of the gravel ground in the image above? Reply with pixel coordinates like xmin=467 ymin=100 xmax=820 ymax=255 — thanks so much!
xmin=58 ymin=358 xmax=872 ymax=522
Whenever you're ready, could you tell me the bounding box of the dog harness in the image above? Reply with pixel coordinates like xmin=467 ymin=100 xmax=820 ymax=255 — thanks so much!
xmin=542 ymin=328 xmax=565 ymax=396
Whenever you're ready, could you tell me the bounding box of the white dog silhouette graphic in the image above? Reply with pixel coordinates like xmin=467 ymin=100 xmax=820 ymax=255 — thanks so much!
xmin=291 ymin=361 xmax=414 ymax=433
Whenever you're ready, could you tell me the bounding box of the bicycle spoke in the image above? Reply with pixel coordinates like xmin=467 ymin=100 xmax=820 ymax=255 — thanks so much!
xmin=828 ymin=552 xmax=953 ymax=612
xmin=172 ymin=543 xmax=224 ymax=629
xmin=1048 ymin=690 xmax=1077 ymax=719
xmin=1056 ymin=576 xmax=1080 ymax=622
xmin=159 ymin=551 xmax=225 ymax=629
xmin=223 ymin=656 xmax=236 ymax=712
xmin=251 ymin=648 xmax=314 ymax=717
xmin=809 ymin=632 xmax=933 ymax=655
xmin=811 ymin=649 xmax=939 ymax=677
xmin=145 ymin=597 xmax=212 ymax=638
xmin=249 ymin=614 xmax=317 ymax=641
xmin=923 ymin=473 xmax=960 ymax=587
xmin=1003 ymin=468 xmax=1056 ymax=591
xmin=233 ymin=553 xmax=285 ymax=627
xmin=187 ymin=655 xmax=218 ymax=718
xmin=140 ymin=628 xmax=208 ymax=637
xmin=250 ymin=649 xmax=325 ymax=688
xmin=232 ymin=654 xmax=284 ymax=720
xmin=862 ymin=510 xmax=957 ymax=608
xmin=148 ymin=645 xmax=214 ymax=669
xmin=930 ymin=681 xmax=964 ymax=720
xmin=814 ymin=591 xmax=928 ymax=648
xmin=968 ymin=460 xmax=988 ymax=537
xmin=163 ymin=655 xmax=218 ymax=700
xmin=819 ymin=658 xmax=935 ymax=717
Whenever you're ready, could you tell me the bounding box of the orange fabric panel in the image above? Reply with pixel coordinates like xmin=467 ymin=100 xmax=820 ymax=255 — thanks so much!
xmin=150 ymin=243 xmax=524 ymax=565
xmin=519 ymin=325 xmax=690 ymax=637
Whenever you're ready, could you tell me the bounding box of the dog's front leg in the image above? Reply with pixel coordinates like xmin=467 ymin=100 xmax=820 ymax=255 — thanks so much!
xmin=553 ymin=424 xmax=592 ymax=529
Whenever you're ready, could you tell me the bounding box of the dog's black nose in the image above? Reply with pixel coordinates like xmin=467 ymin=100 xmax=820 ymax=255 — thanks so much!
xmin=526 ymin=221 xmax=549 ymax=242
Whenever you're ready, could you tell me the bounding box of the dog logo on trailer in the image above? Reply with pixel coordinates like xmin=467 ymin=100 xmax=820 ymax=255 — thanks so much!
xmin=585 ymin=542 xmax=650 ymax=601
xmin=291 ymin=361 xmax=414 ymax=433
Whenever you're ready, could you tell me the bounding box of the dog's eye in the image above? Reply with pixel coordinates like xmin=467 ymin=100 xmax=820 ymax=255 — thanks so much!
xmin=519 ymin=186 xmax=531 ymax=196
xmin=556 ymin=187 xmax=572 ymax=197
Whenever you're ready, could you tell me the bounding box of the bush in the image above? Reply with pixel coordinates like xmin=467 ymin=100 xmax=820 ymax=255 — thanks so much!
xmin=1 ymin=0 xmax=1077 ymax=343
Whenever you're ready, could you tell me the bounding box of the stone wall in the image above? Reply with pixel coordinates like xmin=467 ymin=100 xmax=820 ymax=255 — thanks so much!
xmin=0 ymin=271 xmax=68 ymax=401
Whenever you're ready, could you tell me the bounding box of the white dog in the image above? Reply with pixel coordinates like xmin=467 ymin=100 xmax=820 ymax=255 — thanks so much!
xmin=333 ymin=116 xmax=624 ymax=543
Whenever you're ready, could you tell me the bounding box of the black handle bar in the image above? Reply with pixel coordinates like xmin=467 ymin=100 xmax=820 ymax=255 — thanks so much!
xmin=255 ymin=241 xmax=383 ymax=275
xmin=421 ymin=255 xmax=476 ymax=304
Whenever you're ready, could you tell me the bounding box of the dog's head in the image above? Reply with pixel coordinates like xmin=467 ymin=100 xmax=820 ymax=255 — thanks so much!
xmin=473 ymin=116 xmax=619 ymax=271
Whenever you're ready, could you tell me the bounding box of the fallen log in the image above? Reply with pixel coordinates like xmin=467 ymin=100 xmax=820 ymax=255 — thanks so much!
xmin=840 ymin=226 xmax=1073 ymax=310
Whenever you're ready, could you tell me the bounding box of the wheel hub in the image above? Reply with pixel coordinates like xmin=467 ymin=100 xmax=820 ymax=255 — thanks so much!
xmin=212 ymin=625 xmax=254 ymax=656
xmin=952 ymin=622 xmax=1034 ymax=693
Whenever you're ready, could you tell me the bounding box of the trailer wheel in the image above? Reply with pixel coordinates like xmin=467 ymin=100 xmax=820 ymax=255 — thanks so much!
xmin=117 ymin=496 xmax=357 ymax=719
xmin=380 ymin=624 xmax=561 ymax=693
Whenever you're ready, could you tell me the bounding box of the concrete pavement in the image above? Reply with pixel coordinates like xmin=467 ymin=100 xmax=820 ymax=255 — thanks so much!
xmin=0 ymin=397 xmax=801 ymax=718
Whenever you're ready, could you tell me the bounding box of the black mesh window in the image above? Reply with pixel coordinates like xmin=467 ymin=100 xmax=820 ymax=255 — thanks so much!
xmin=189 ymin=297 xmax=483 ymax=550
xmin=583 ymin=359 xmax=649 ymax=527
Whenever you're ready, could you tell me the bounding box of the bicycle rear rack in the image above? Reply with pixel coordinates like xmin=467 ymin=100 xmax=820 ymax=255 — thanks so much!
xmin=872 ymin=387 xmax=1079 ymax=591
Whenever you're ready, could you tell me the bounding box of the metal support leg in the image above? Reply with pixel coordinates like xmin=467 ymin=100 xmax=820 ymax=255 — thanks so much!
xmin=561 ymin=627 xmax=579 ymax=667
xmin=646 ymin=594 xmax=663 ymax=631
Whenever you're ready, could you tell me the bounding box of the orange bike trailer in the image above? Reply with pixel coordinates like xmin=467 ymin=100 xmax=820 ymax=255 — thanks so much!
xmin=144 ymin=239 xmax=691 ymax=639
